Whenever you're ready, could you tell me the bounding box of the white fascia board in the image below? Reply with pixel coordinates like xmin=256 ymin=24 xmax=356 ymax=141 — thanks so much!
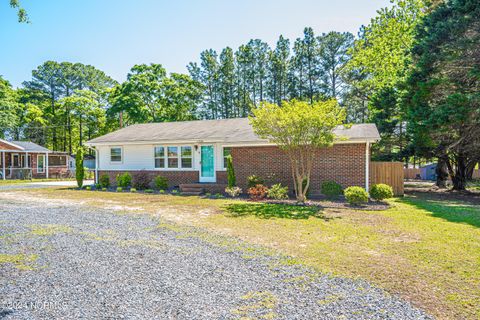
xmin=0 ymin=139 xmax=24 ymax=150
xmin=86 ymin=137 xmax=379 ymax=148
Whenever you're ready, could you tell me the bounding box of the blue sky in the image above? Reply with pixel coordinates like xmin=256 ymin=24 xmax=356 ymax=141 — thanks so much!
xmin=0 ymin=0 xmax=389 ymax=87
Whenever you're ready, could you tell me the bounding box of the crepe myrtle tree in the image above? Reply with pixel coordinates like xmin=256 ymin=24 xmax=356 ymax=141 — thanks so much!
xmin=250 ymin=99 xmax=346 ymax=202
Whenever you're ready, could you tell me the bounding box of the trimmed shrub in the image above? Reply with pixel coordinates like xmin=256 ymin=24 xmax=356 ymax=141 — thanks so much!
xmin=154 ymin=176 xmax=168 ymax=190
xmin=214 ymin=193 xmax=224 ymax=199
xmin=76 ymin=148 xmax=84 ymax=188
xmin=159 ymin=189 xmax=165 ymax=194
xmin=247 ymin=184 xmax=268 ymax=201
xmin=99 ymin=174 xmax=110 ymax=188
xmin=116 ymin=172 xmax=132 ymax=188
xmin=101 ymin=187 xmax=107 ymax=191
xmin=94 ymin=183 xmax=101 ymax=190
xmin=225 ymin=186 xmax=242 ymax=198
xmin=226 ymin=155 xmax=236 ymax=188
xmin=171 ymin=189 xmax=179 ymax=195
xmin=370 ymin=184 xmax=394 ymax=201
xmin=247 ymin=175 xmax=264 ymax=189
xmin=144 ymin=189 xmax=154 ymax=193
xmin=344 ymin=186 xmax=368 ymax=205
xmin=116 ymin=187 xmax=123 ymax=192
xmin=132 ymin=170 xmax=151 ymax=190
xmin=267 ymin=183 xmax=289 ymax=200
xmin=85 ymin=186 xmax=91 ymax=191
xmin=130 ymin=188 xmax=137 ymax=193
xmin=321 ymin=181 xmax=343 ymax=198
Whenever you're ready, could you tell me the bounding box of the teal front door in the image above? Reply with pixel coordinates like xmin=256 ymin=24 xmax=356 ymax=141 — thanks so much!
xmin=200 ymin=145 xmax=215 ymax=182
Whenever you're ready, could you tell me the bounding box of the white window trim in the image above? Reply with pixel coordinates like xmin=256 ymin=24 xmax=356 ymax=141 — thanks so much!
xmin=109 ymin=146 xmax=123 ymax=164
xmin=152 ymin=145 xmax=194 ymax=171
xmin=221 ymin=147 xmax=232 ymax=170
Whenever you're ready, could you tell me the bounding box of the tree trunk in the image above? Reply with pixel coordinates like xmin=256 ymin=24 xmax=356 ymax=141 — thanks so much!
xmin=451 ymin=154 xmax=467 ymax=191
xmin=436 ymin=155 xmax=449 ymax=188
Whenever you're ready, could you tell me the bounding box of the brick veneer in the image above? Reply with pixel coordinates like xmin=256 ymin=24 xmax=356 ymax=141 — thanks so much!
xmin=97 ymin=170 xmax=199 ymax=188
xmin=231 ymin=144 xmax=366 ymax=193
xmin=96 ymin=143 xmax=367 ymax=192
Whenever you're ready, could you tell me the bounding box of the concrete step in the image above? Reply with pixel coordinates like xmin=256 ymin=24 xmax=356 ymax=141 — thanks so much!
xmin=180 ymin=191 xmax=203 ymax=196
xmin=181 ymin=187 xmax=204 ymax=193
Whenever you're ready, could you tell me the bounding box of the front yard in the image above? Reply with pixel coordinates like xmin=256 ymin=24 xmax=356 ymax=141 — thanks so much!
xmin=1 ymin=187 xmax=479 ymax=319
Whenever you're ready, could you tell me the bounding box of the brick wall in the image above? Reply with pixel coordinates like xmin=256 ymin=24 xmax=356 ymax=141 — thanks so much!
xmin=97 ymin=170 xmax=199 ymax=188
xmin=231 ymin=144 xmax=366 ymax=193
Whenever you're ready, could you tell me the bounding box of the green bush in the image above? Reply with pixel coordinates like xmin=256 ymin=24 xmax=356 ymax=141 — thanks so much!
xmin=116 ymin=187 xmax=123 ymax=192
xmin=99 ymin=174 xmax=110 ymax=188
xmin=226 ymin=155 xmax=236 ymax=188
xmin=267 ymin=183 xmax=289 ymax=200
xmin=132 ymin=170 xmax=151 ymax=189
xmin=171 ymin=189 xmax=179 ymax=195
xmin=344 ymin=186 xmax=369 ymax=205
xmin=370 ymin=184 xmax=394 ymax=201
xmin=130 ymin=188 xmax=137 ymax=193
xmin=321 ymin=181 xmax=343 ymax=198
xmin=247 ymin=175 xmax=264 ymax=188
xmin=225 ymin=186 xmax=242 ymax=197
xmin=101 ymin=187 xmax=107 ymax=191
xmin=144 ymin=189 xmax=154 ymax=193
xmin=94 ymin=183 xmax=101 ymax=190
xmin=75 ymin=148 xmax=84 ymax=188
xmin=116 ymin=172 xmax=132 ymax=188
xmin=159 ymin=189 xmax=165 ymax=194
xmin=154 ymin=176 xmax=168 ymax=190
xmin=85 ymin=186 xmax=91 ymax=191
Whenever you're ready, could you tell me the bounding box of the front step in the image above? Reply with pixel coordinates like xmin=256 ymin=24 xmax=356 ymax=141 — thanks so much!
xmin=179 ymin=184 xmax=204 ymax=195
xmin=180 ymin=183 xmax=227 ymax=195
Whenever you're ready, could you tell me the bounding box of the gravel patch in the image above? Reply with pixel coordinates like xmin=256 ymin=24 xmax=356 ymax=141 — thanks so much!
xmin=0 ymin=197 xmax=431 ymax=319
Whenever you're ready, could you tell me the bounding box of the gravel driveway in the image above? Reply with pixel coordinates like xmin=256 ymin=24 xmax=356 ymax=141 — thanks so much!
xmin=0 ymin=196 xmax=431 ymax=319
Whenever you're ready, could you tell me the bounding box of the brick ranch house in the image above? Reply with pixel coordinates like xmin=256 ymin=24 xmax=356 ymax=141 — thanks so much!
xmin=0 ymin=139 xmax=69 ymax=180
xmin=85 ymin=118 xmax=380 ymax=194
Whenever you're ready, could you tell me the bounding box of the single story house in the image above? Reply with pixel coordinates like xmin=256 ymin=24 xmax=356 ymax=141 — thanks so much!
xmin=0 ymin=139 xmax=69 ymax=180
xmin=86 ymin=118 xmax=380 ymax=194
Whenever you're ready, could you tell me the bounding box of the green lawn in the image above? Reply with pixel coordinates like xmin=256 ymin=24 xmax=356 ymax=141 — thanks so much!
xmin=4 ymin=188 xmax=480 ymax=319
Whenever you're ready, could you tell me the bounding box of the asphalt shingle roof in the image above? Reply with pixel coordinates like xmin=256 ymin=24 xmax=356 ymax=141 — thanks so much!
xmin=10 ymin=141 xmax=50 ymax=152
xmin=87 ymin=118 xmax=380 ymax=145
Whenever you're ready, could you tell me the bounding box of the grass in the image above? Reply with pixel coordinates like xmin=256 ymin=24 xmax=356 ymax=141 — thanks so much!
xmin=0 ymin=253 xmax=38 ymax=270
xmin=3 ymin=188 xmax=479 ymax=319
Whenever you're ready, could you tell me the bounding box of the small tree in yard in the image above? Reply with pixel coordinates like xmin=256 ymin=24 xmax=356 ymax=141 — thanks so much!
xmin=250 ymin=99 xmax=346 ymax=202
xmin=76 ymin=148 xmax=84 ymax=189
xmin=226 ymin=155 xmax=236 ymax=188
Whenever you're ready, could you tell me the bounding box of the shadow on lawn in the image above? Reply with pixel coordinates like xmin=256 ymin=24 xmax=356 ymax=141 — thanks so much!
xmin=400 ymin=194 xmax=480 ymax=228
xmin=224 ymin=202 xmax=330 ymax=220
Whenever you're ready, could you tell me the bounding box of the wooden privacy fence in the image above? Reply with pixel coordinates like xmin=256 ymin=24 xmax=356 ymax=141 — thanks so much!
xmin=404 ymin=168 xmax=421 ymax=180
xmin=370 ymin=162 xmax=404 ymax=196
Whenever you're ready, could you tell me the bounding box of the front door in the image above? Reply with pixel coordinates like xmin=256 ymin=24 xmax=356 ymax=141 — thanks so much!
xmin=200 ymin=145 xmax=215 ymax=182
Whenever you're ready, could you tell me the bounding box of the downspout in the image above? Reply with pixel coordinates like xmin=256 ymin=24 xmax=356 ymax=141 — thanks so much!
xmin=94 ymin=147 xmax=99 ymax=184
xmin=45 ymin=152 xmax=49 ymax=179
xmin=365 ymin=142 xmax=370 ymax=193
xmin=2 ymin=151 xmax=5 ymax=180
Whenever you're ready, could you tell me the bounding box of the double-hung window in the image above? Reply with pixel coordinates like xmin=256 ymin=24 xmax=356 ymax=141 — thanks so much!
xmin=154 ymin=147 xmax=165 ymax=168
xmin=181 ymin=146 xmax=192 ymax=168
xmin=223 ymin=147 xmax=232 ymax=169
xmin=167 ymin=147 xmax=178 ymax=168
xmin=154 ymin=145 xmax=193 ymax=169
xmin=110 ymin=147 xmax=122 ymax=163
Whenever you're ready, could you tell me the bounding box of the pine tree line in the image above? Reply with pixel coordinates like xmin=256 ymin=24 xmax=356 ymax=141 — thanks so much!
xmin=188 ymin=28 xmax=355 ymax=120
